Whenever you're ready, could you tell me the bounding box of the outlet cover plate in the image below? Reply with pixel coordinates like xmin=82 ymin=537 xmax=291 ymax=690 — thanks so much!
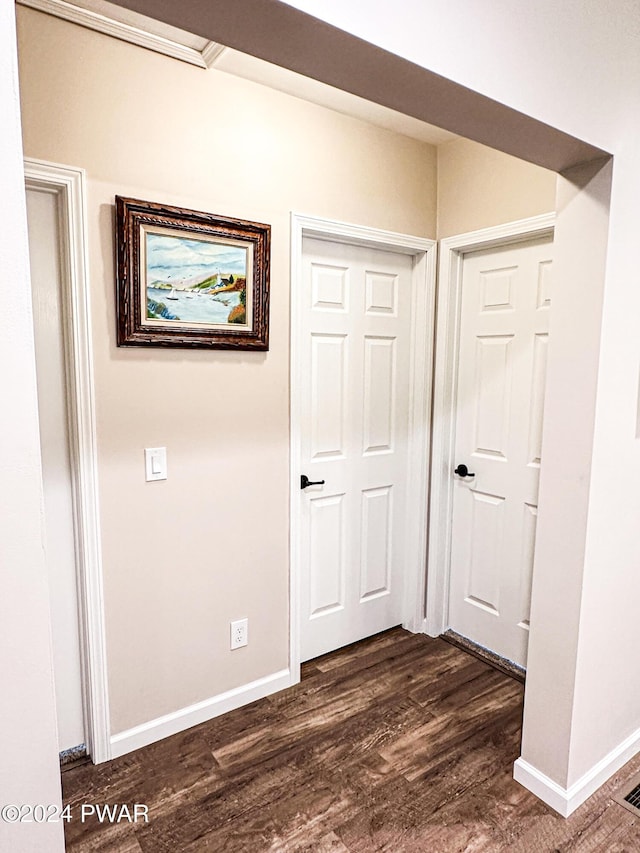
xmin=230 ymin=618 xmax=248 ymax=650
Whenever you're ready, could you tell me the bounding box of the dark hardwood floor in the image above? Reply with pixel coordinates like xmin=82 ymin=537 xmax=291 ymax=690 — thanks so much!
xmin=62 ymin=628 xmax=640 ymax=851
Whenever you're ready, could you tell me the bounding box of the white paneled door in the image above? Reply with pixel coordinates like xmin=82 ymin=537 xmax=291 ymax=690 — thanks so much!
xmin=448 ymin=235 xmax=553 ymax=668
xmin=300 ymin=237 xmax=413 ymax=662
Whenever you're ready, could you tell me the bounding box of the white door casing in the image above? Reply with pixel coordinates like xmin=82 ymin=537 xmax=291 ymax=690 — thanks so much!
xmin=24 ymin=159 xmax=111 ymax=763
xmin=448 ymin=235 xmax=553 ymax=667
xmin=290 ymin=215 xmax=435 ymax=676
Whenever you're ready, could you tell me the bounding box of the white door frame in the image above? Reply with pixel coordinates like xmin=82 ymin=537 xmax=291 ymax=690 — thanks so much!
xmin=24 ymin=158 xmax=111 ymax=763
xmin=425 ymin=213 xmax=556 ymax=638
xmin=290 ymin=213 xmax=436 ymax=681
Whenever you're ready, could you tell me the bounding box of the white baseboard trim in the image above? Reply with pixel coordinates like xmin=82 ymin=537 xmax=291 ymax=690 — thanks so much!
xmin=110 ymin=668 xmax=292 ymax=759
xmin=514 ymin=724 xmax=640 ymax=817
xmin=513 ymin=759 xmax=573 ymax=817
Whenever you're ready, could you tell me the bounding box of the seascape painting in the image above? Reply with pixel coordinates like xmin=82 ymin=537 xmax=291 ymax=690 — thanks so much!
xmin=144 ymin=230 xmax=249 ymax=327
xmin=116 ymin=196 xmax=270 ymax=349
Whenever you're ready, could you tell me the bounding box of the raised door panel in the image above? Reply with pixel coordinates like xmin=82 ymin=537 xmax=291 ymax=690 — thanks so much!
xmin=479 ymin=265 xmax=516 ymax=313
xmin=309 ymin=493 xmax=346 ymax=618
xmin=365 ymin=270 xmax=398 ymax=316
xmin=310 ymin=334 xmax=348 ymax=460
xmin=472 ymin=335 xmax=514 ymax=460
xmin=536 ymin=259 xmax=552 ymax=309
xmin=517 ymin=503 xmax=537 ymax=631
xmin=360 ymin=486 xmax=393 ymax=601
xmin=465 ymin=490 xmax=505 ymax=616
xmin=362 ymin=336 xmax=396 ymax=455
xmin=311 ymin=262 xmax=348 ymax=313
xmin=527 ymin=333 xmax=549 ymax=467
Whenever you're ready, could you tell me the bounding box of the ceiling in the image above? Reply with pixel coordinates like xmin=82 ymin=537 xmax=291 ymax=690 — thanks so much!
xmin=18 ymin=0 xmax=458 ymax=146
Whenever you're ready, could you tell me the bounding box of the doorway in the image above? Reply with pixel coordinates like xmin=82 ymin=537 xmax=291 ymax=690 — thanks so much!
xmin=447 ymin=231 xmax=553 ymax=667
xmin=24 ymin=159 xmax=110 ymax=764
xmin=27 ymin=182 xmax=86 ymax=755
xmin=290 ymin=214 xmax=436 ymax=672
xmin=426 ymin=214 xmax=555 ymax=667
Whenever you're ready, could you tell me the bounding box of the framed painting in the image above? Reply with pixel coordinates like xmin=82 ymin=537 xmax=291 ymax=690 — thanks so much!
xmin=116 ymin=197 xmax=270 ymax=349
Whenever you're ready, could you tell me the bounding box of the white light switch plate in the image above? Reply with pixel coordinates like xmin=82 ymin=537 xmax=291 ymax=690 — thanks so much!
xmin=145 ymin=447 xmax=167 ymax=481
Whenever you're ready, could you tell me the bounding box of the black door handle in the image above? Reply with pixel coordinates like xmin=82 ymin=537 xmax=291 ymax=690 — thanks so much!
xmin=454 ymin=464 xmax=475 ymax=478
xmin=301 ymin=474 xmax=325 ymax=489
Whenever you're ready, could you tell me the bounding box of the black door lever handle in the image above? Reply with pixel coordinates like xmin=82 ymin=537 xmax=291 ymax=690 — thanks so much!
xmin=301 ymin=474 xmax=325 ymax=489
xmin=454 ymin=464 xmax=475 ymax=478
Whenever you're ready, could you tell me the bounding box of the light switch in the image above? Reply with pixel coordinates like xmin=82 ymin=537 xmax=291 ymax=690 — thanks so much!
xmin=145 ymin=447 xmax=167 ymax=481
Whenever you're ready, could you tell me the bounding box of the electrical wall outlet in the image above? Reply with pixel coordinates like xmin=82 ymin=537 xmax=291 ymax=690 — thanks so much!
xmin=230 ymin=618 xmax=248 ymax=650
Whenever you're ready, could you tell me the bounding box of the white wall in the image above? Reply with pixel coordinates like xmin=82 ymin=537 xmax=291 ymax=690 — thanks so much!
xmin=0 ymin=4 xmax=64 ymax=851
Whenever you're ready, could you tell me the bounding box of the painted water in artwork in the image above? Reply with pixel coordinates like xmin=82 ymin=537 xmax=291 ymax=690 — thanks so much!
xmin=145 ymin=232 xmax=248 ymax=326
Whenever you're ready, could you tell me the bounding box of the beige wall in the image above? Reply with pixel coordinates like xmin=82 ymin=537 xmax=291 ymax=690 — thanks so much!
xmin=437 ymin=137 xmax=556 ymax=238
xmin=17 ymin=7 xmax=437 ymax=734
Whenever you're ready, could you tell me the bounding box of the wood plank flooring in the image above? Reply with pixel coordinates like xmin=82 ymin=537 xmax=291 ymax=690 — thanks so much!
xmin=62 ymin=628 xmax=640 ymax=851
